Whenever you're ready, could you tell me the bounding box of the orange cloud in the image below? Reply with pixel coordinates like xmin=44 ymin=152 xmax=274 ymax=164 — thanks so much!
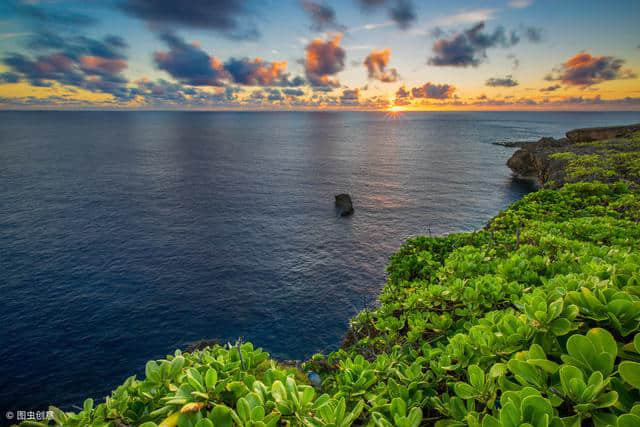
xmin=546 ymin=52 xmax=636 ymax=86
xmin=304 ymin=34 xmax=345 ymax=87
xmin=363 ymin=48 xmax=398 ymax=82
xmin=80 ymin=56 xmax=127 ymax=74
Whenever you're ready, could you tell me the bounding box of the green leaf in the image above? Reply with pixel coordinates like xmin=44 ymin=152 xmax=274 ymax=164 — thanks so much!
xmin=550 ymin=318 xmax=572 ymax=336
xmin=589 ymin=328 xmax=617 ymax=358
xmin=521 ymin=395 xmax=553 ymax=421
xmin=209 ymin=405 xmax=233 ymax=427
xmin=83 ymin=398 xmax=94 ymax=413
xmin=468 ymin=365 xmax=485 ymax=389
xmin=499 ymin=402 xmax=521 ymax=427
xmin=245 ymin=392 xmax=262 ymax=410
xmin=528 ymin=344 xmax=546 ymax=360
xmin=489 ymin=363 xmax=508 ymax=378
xmin=149 ymin=406 xmax=172 ymax=418
xmin=314 ymin=394 xmax=331 ymax=410
xmin=390 ymin=397 xmax=407 ymax=418
xmin=619 ymin=361 xmax=640 ymax=389
xmin=508 ymin=359 xmax=544 ymax=387
xmin=482 ymin=415 xmax=501 ymax=427
xmin=271 ymin=381 xmax=286 ymax=402
xmin=548 ymin=299 xmax=563 ymax=320
xmin=251 ymin=405 xmax=265 ymax=421
xmin=559 ymin=365 xmax=583 ymax=395
xmin=565 ymin=329 xmax=616 ymax=376
xmin=528 ymin=358 xmax=560 ymax=374
xmin=263 ymin=413 xmax=280 ymax=427
xmin=591 ymin=412 xmax=618 ymax=427
xmin=226 ymin=381 xmax=249 ymax=399
xmin=453 ymin=382 xmax=477 ymax=400
xmin=186 ymin=368 xmax=205 ymax=392
xmin=335 ymin=398 xmax=347 ymax=423
xmin=238 ymin=397 xmax=252 ymax=421
xmin=48 ymin=406 xmax=68 ymax=424
xmin=146 ymin=361 xmax=162 ymax=383
xmin=301 ymin=385 xmax=315 ymax=406
xmin=169 ymin=356 xmax=185 ymax=378
xmin=594 ymin=391 xmax=618 ymax=408
xmin=205 ymin=368 xmax=217 ymax=390
xmin=618 ymin=414 xmax=640 ymax=427
xmin=407 ymin=407 xmax=423 ymax=427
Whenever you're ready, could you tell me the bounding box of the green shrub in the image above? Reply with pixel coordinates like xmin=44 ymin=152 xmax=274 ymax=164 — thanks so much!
xmin=549 ymin=132 xmax=640 ymax=187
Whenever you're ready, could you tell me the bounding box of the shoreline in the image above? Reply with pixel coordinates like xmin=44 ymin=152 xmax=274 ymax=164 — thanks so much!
xmin=505 ymin=123 xmax=640 ymax=187
xmin=14 ymin=123 xmax=640 ymax=427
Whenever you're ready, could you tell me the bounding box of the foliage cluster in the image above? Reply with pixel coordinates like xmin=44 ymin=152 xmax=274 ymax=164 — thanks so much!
xmin=549 ymin=132 xmax=640 ymax=186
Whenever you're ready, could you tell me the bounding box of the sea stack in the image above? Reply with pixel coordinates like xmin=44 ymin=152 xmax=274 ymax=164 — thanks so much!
xmin=335 ymin=194 xmax=354 ymax=216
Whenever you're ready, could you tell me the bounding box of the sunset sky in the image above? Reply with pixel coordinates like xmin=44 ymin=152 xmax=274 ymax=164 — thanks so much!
xmin=0 ymin=0 xmax=639 ymax=110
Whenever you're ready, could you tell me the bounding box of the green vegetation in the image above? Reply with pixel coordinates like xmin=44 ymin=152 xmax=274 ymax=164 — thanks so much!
xmin=18 ymin=138 xmax=640 ymax=426
xmin=549 ymin=131 xmax=640 ymax=186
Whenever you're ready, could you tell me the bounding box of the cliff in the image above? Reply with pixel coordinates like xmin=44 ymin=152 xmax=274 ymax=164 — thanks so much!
xmin=506 ymin=123 xmax=640 ymax=187
xmin=566 ymin=123 xmax=640 ymax=143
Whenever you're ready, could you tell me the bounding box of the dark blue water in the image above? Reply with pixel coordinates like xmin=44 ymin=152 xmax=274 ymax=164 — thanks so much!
xmin=1 ymin=111 xmax=638 ymax=412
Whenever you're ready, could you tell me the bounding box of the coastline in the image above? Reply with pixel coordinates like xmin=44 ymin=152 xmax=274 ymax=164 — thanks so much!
xmin=505 ymin=123 xmax=640 ymax=187
xmin=15 ymin=124 xmax=640 ymax=427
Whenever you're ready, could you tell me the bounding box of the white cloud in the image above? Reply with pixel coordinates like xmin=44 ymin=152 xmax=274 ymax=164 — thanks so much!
xmin=348 ymin=21 xmax=394 ymax=33
xmin=343 ymin=45 xmax=373 ymax=50
xmin=432 ymin=8 xmax=498 ymax=27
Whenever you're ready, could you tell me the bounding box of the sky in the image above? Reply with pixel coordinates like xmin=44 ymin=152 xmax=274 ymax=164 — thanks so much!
xmin=0 ymin=0 xmax=639 ymax=110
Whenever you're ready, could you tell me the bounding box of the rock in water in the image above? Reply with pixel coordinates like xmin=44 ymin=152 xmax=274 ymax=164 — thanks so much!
xmin=335 ymin=193 xmax=354 ymax=216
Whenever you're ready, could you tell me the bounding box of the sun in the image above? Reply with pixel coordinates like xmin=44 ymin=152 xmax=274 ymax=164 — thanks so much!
xmin=385 ymin=105 xmax=406 ymax=119
xmin=388 ymin=105 xmax=405 ymax=113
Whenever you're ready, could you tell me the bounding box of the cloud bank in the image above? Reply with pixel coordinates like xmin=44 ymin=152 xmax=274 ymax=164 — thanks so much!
xmin=3 ymin=33 xmax=131 ymax=100
xmin=153 ymin=33 xmax=304 ymax=87
xmin=395 ymin=82 xmax=456 ymax=101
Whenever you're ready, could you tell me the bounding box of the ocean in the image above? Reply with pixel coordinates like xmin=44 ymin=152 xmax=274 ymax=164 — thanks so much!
xmin=1 ymin=110 xmax=638 ymax=411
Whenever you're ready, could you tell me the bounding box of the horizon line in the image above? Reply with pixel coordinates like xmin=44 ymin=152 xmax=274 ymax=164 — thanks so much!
xmin=1 ymin=108 xmax=640 ymax=113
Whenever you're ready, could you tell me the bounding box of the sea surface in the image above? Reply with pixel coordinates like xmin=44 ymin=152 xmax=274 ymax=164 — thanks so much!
xmin=1 ymin=110 xmax=639 ymax=411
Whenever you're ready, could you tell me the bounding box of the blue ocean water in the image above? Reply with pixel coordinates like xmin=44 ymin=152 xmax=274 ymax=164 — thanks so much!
xmin=1 ymin=110 xmax=638 ymax=412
